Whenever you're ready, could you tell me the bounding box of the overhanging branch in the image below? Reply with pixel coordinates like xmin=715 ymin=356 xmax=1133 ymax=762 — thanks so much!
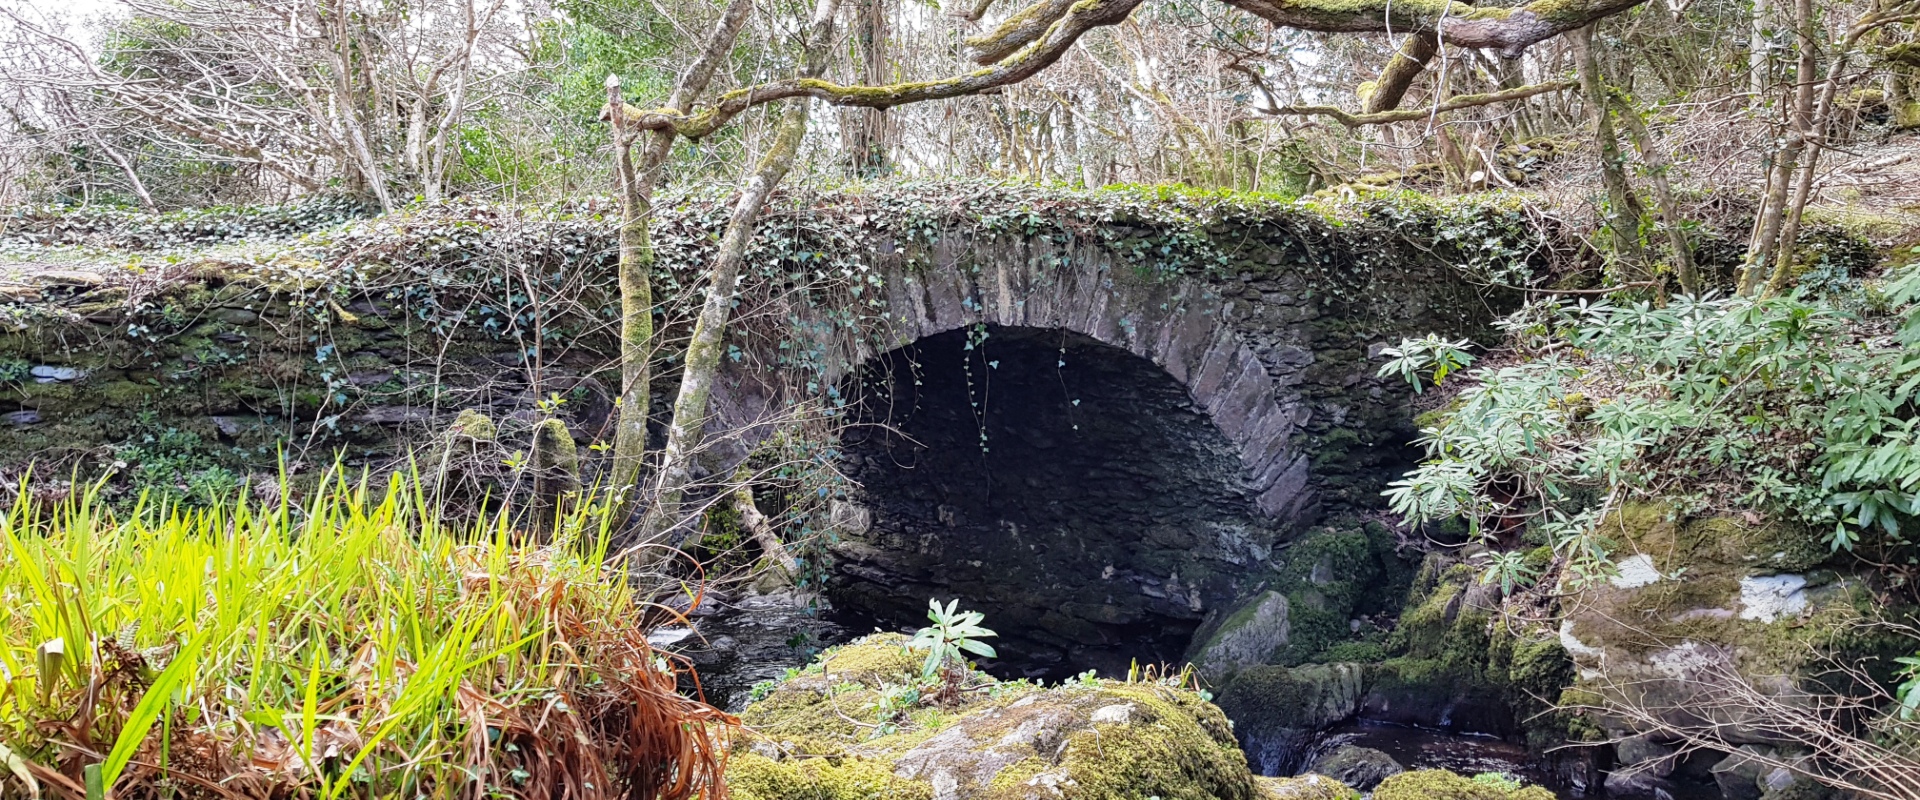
xmin=1221 ymin=0 xmax=1651 ymax=57
xmin=607 ymin=0 xmax=1146 ymax=138
xmin=1274 ymin=79 xmax=1576 ymax=126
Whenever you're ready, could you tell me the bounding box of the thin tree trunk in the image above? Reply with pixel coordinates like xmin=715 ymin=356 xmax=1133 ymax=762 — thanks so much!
xmin=1763 ymin=6 xmax=1899 ymax=295
xmin=606 ymin=0 xmax=755 ymax=529
xmin=1750 ymin=0 xmax=1772 ymax=102
xmin=844 ymin=0 xmax=893 ymax=176
xmin=1740 ymin=0 xmax=1815 ymax=295
xmin=1610 ymin=91 xmax=1699 ymax=295
xmin=1366 ymin=32 xmax=1441 ymax=114
xmin=647 ymin=0 xmax=842 ymax=546
xmin=1571 ymin=25 xmax=1649 ymax=278
xmin=731 ymin=466 xmax=800 ymax=581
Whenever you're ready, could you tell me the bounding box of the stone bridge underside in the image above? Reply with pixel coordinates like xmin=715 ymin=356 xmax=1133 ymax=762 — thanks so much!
xmin=707 ymin=228 xmax=1502 ymax=678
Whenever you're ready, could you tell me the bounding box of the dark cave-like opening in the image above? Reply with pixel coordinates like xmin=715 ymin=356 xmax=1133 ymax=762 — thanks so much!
xmin=835 ymin=325 xmax=1270 ymax=681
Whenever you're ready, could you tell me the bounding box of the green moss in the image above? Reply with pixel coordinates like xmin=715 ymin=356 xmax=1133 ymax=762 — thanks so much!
xmin=728 ymin=752 xmax=933 ymax=800
xmin=1602 ymin=503 xmax=1825 ymax=574
xmin=820 ymin=633 xmax=921 ymax=684
xmin=1052 ymin=683 xmax=1256 ymax=800
xmin=1315 ymin=641 xmax=1385 ymax=662
xmin=982 ymin=756 xmax=1050 ymax=796
xmin=1255 ymin=774 xmax=1362 ymax=799
xmin=1372 ymin=770 xmax=1555 ymax=800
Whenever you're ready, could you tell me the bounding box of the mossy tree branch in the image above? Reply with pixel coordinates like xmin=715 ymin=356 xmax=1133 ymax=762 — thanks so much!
xmin=604 ymin=0 xmax=1147 ymax=139
xmin=1220 ymin=0 xmax=1652 ymax=57
xmin=1275 ymin=80 xmax=1575 ymax=126
xmin=1363 ymin=32 xmax=1441 ymax=114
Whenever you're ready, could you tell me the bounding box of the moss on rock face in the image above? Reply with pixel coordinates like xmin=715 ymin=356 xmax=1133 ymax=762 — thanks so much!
xmin=1254 ymin=774 xmax=1361 ymax=800
xmin=731 ymin=633 xmax=1258 ymax=800
xmin=1215 ymin=662 xmax=1366 ymax=774
xmin=1190 ymin=522 xmax=1413 ymax=677
xmin=1372 ymin=770 xmax=1556 ymax=800
xmin=729 ymin=752 xmax=934 ymax=800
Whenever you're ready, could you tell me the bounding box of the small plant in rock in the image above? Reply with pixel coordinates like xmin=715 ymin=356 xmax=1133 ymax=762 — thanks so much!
xmin=907 ymin=599 xmax=996 ymax=704
xmin=867 ymin=681 xmax=922 ymax=738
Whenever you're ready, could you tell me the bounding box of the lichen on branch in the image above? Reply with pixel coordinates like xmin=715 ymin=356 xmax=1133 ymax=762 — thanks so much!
xmin=1276 ymin=80 xmax=1577 ymax=127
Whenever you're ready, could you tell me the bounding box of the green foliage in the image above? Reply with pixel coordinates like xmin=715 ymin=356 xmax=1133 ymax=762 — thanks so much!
xmin=1377 ymin=335 xmax=1475 ymax=394
xmin=112 ymin=419 xmax=245 ymax=505
xmin=1384 ymin=267 xmax=1920 ymax=583
xmin=1470 ymin=772 xmax=1525 ymax=791
xmin=3 ymin=195 xmax=370 ymax=250
xmin=0 ymin=468 xmax=725 ymax=798
xmin=907 ymin=599 xmax=998 ymax=684
xmin=1898 ymin=654 xmax=1920 ymax=719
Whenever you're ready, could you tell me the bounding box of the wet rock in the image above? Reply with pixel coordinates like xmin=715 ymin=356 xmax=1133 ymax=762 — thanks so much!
xmin=4 ymin=410 xmax=42 ymax=427
xmin=1192 ymin=590 xmax=1290 ymax=677
xmin=1602 ymin=767 xmax=1670 ymax=797
xmin=1216 ymin=662 xmax=1365 ymax=775
xmin=1308 ymin=744 xmax=1402 ymax=790
xmin=1615 ymin=734 xmax=1678 ymax=777
xmin=1710 ymin=745 xmax=1777 ymax=800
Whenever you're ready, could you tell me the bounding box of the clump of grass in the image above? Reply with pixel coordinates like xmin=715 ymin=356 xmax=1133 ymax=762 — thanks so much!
xmin=0 ymin=469 xmax=734 ymax=799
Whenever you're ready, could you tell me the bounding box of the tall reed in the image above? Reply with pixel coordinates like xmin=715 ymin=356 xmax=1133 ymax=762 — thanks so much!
xmin=0 ymin=469 xmax=733 ymax=800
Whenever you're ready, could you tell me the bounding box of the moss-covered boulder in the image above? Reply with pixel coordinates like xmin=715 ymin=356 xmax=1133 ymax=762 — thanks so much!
xmin=1213 ymin=662 xmax=1365 ymax=775
xmin=1253 ymin=774 xmax=1361 ymax=799
xmin=731 ymin=633 xmax=1259 ymax=800
xmin=1557 ymin=505 xmax=1903 ymax=750
xmin=1188 ymin=523 xmax=1410 ymax=679
xmin=1371 ymin=770 xmax=1556 ymax=800
xmin=1358 ymin=553 xmax=1583 ymax=746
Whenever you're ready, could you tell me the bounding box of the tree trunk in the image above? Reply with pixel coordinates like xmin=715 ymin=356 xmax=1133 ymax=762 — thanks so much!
xmin=1365 ymin=33 xmax=1440 ymax=114
xmin=646 ymin=0 xmax=842 ymax=546
xmin=1739 ymin=0 xmax=1815 ymax=295
xmin=731 ymin=466 xmax=800 ymax=582
xmin=843 ymin=0 xmax=893 ymax=176
xmin=1571 ymin=25 xmax=1649 ymax=278
xmin=1750 ymin=0 xmax=1772 ymax=102
xmin=1610 ymin=92 xmax=1699 ymax=295
xmin=605 ymin=0 xmax=756 ymax=529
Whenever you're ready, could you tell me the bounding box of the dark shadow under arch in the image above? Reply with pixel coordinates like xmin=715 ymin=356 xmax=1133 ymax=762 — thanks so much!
xmin=834 ymin=325 xmax=1276 ymax=680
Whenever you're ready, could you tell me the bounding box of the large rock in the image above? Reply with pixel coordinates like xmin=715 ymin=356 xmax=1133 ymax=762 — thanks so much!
xmin=1556 ymin=505 xmax=1901 ymax=755
xmin=729 ymin=633 xmax=1260 ymax=800
xmin=1191 ymin=590 xmax=1291 ymax=677
xmin=1214 ymin=662 xmax=1366 ymax=775
xmin=1371 ymin=770 xmax=1556 ymax=800
xmin=1308 ymin=745 xmax=1403 ymax=790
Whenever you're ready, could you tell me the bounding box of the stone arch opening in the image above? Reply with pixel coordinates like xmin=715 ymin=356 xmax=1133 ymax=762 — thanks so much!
xmin=833 ymin=324 xmax=1279 ymax=681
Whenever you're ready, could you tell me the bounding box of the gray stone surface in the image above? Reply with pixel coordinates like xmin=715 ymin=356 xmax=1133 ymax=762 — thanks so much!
xmin=1308 ymin=744 xmax=1402 ymax=790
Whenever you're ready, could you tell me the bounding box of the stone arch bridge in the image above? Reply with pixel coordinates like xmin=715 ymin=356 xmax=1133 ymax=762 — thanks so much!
xmin=0 ymin=189 xmax=1524 ymax=677
xmin=695 ymin=204 xmax=1515 ymax=677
